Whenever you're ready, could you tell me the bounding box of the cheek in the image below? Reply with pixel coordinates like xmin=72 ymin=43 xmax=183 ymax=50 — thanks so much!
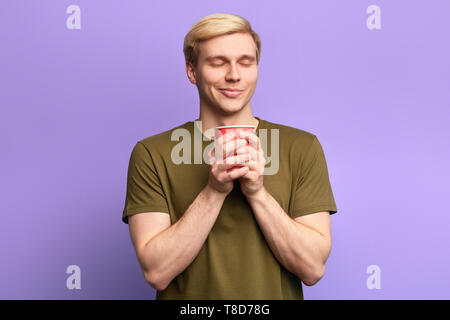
xmin=243 ymin=68 xmax=258 ymax=84
xmin=201 ymin=68 xmax=224 ymax=85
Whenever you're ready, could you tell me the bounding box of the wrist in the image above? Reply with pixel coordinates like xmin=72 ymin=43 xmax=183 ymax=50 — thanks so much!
xmin=204 ymin=183 xmax=229 ymax=201
xmin=244 ymin=186 xmax=268 ymax=202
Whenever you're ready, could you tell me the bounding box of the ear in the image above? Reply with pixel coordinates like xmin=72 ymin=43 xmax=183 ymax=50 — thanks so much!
xmin=186 ymin=62 xmax=198 ymax=85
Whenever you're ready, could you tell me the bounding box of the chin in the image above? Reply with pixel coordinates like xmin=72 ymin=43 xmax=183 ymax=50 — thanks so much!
xmin=217 ymin=104 xmax=245 ymax=114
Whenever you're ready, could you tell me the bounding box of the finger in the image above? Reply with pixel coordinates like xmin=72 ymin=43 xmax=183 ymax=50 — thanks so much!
xmin=214 ymin=133 xmax=238 ymax=161
xmin=224 ymin=153 xmax=251 ymax=165
xmin=221 ymin=166 xmax=249 ymax=182
xmin=238 ymin=131 xmax=260 ymax=152
xmin=237 ymin=143 xmax=266 ymax=164
xmin=207 ymin=146 xmax=216 ymax=164
xmin=208 ymin=146 xmax=214 ymax=158
xmin=251 ymin=141 xmax=266 ymax=163
xmin=215 ymin=138 xmax=247 ymax=162
xmin=238 ymin=168 xmax=256 ymax=180
xmin=235 ymin=144 xmax=258 ymax=160
xmin=242 ymin=159 xmax=258 ymax=171
xmin=208 ymin=149 xmax=216 ymax=165
xmin=217 ymin=154 xmax=251 ymax=170
xmin=223 ymin=138 xmax=248 ymax=158
xmin=239 ymin=160 xmax=265 ymax=176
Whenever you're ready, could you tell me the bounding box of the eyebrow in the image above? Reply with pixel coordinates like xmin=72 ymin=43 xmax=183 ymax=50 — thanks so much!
xmin=204 ymin=54 xmax=256 ymax=62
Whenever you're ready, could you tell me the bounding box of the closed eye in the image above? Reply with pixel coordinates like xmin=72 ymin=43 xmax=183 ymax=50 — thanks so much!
xmin=210 ymin=62 xmax=253 ymax=67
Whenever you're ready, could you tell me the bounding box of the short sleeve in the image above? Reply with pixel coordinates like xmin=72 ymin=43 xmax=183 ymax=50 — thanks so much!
xmin=122 ymin=141 xmax=169 ymax=224
xmin=291 ymin=136 xmax=338 ymax=218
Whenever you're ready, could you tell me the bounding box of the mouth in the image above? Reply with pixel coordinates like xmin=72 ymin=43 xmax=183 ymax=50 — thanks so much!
xmin=219 ymin=88 xmax=244 ymax=98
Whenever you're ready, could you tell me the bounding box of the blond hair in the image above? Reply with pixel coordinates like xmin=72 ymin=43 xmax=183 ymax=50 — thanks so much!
xmin=183 ymin=13 xmax=261 ymax=67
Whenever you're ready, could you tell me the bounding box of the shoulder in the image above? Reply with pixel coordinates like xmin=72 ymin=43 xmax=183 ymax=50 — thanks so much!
xmin=260 ymin=119 xmax=317 ymax=149
xmin=136 ymin=121 xmax=193 ymax=153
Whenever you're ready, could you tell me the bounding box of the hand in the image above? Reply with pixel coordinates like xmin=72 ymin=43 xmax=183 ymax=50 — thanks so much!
xmin=206 ymin=131 xmax=251 ymax=196
xmin=236 ymin=131 xmax=266 ymax=198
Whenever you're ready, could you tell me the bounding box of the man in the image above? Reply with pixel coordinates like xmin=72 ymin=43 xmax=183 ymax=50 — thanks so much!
xmin=122 ymin=13 xmax=338 ymax=300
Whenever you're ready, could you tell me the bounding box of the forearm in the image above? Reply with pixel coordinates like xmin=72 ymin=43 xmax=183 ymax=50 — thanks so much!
xmin=246 ymin=187 xmax=329 ymax=285
xmin=142 ymin=184 xmax=227 ymax=290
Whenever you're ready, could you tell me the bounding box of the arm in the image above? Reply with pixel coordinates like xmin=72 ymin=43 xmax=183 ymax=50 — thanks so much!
xmin=245 ymin=187 xmax=332 ymax=286
xmin=129 ymin=133 xmax=251 ymax=291
xmin=237 ymin=130 xmax=333 ymax=286
xmin=129 ymin=184 xmax=227 ymax=291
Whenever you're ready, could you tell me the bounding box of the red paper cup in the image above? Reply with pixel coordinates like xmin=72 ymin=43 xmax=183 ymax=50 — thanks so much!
xmin=214 ymin=125 xmax=256 ymax=170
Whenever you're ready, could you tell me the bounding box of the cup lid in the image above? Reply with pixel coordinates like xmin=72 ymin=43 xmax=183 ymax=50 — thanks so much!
xmin=215 ymin=125 xmax=256 ymax=130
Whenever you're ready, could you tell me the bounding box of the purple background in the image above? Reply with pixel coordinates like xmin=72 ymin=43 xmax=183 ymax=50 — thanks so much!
xmin=1 ymin=0 xmax=449 ymax=299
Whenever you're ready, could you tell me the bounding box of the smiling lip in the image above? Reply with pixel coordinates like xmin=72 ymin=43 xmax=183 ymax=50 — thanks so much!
xmin=219 ymin=89 xmax=244 ymax=98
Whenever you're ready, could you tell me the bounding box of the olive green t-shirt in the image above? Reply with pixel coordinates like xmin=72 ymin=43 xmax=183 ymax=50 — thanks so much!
xmin=122 ymin=116 xmax=338 ymax=300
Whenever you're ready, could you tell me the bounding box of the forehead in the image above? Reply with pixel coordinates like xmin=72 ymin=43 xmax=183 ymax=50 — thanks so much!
xmin=198 ymin=32 xmax=257 ymax=59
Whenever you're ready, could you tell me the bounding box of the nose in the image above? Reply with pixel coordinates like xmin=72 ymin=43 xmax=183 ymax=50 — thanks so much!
xmin=225 ymin=62 xmax=240 ymax=82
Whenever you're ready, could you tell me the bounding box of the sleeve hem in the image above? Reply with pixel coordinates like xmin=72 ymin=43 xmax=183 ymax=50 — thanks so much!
xmin=122 ymin=206 xmax=170 ymax=224
xmin=290 ymin=204 xmax=337 ymax=218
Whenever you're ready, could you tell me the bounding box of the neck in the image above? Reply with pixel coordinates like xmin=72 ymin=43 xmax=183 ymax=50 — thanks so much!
xmin=195 ymin=103 xmax=259 ymax=139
